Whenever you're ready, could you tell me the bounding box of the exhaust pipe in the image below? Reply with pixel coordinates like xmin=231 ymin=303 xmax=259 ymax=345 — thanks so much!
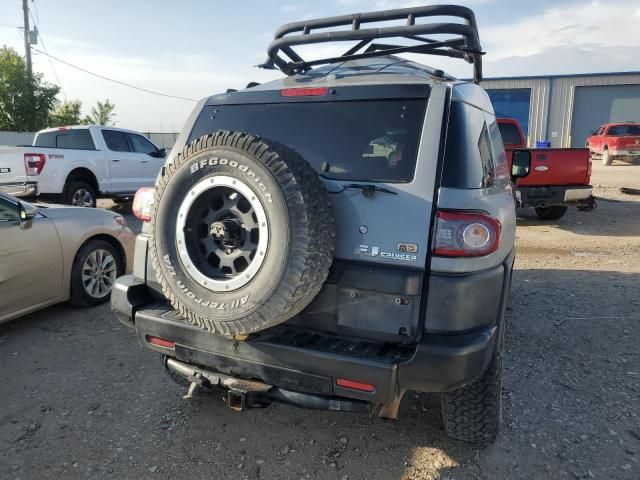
xmin=164 ymin=357 xmax=371 ymax=413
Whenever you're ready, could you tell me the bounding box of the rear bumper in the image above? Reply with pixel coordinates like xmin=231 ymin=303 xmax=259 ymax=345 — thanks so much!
xmin=517 ymin=185 xmax=593 ymax=208
xmin=611 ymin=149 xmax=640 ymax=157
xmin=0 ymin=182 xmax=37 ymax=198
xmin=111 ymin=265 xmax=505 ymax=404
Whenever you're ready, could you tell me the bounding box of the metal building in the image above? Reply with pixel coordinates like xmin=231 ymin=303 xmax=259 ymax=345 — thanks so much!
xmin=480 ymin=71 xmax=640 ymax=147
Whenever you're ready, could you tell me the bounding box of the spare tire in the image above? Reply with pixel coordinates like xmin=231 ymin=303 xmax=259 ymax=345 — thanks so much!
xmin=149 ymin=131 xmax=334 ymax=336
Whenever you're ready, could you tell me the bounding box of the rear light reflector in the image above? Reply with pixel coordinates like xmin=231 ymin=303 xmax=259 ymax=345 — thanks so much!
xmin=132 ymin=187 xmax=155 ymax=221
xmin=432 ymin=211 xmax=501 ymax=257
xmin=336 ymin=378 xmax=375 ymax=393
xmin=146 ymin=336 xmax=175 ymax=349
xmin=281 ymin=87 xmax=328 ymax=97
xmin=24 ymin=153 xmax=46 ymax=176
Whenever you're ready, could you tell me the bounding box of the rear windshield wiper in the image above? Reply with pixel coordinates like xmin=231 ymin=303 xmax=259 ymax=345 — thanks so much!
xmin=326 ymin=183 xmax=397 ymax=198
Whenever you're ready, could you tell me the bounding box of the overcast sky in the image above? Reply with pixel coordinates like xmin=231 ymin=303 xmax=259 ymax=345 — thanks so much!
xmin=1 ymin=0 xmax=638 ymax=132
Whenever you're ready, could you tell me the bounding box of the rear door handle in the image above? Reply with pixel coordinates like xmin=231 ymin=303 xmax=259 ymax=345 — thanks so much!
xmin=112 ymin=159 xmax=120 ymax=162
xmin=141 ymin=160 xmax=148 ymax=163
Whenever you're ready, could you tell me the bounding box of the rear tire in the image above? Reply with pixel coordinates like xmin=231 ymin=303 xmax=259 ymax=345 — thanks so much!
xmin=441 ymin=356 xmax=503 ymax=445
xmin=64 ymin=181 xmax=97 ymax=208
xmin=534 ymin=206 xmax=568 ymax=220
xmin=602 ymin=148 xmax=612 ymax=166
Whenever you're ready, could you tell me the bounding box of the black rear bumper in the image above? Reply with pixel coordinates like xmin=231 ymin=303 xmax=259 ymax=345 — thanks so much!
xmin=112 ymin=275 xmax=500 ymax=404
xmin=516 ymin=185 xmax=594 ymax=209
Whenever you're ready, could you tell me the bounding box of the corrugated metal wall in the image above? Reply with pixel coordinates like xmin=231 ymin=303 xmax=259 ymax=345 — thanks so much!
xmin=0 ymin=131 xmax=179 ymax=149
xmin=548 ymin=73 xmax=640 ymax=147
xmin=480 ymin=72 xmax=640 ymax=147
xmin=481 ymin=78 xmax=549 ymax=147
xmin=0 ymin=132 xmax=36 ymax=146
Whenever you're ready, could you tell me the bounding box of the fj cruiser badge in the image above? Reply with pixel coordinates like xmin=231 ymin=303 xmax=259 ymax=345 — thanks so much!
xmin=357 ymin=245 xmax=417 ymax=262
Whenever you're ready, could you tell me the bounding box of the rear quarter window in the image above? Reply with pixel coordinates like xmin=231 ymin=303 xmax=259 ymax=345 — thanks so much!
xmin=34 ymin=129 xmax=95 ymax=149
xmin=442 ymin=102 xmax=509 ymax=189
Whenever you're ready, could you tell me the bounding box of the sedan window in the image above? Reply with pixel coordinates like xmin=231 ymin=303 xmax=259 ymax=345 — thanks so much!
xmin=0 ymin=198 xmax=19 ymax=222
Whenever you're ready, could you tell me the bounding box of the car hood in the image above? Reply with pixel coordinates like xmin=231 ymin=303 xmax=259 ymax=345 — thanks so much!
xmin=35 ymin=204 xmax=121 ymax=222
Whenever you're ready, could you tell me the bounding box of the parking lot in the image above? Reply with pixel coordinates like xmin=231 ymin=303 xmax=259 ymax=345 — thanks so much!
xmin=0 ymin=162 xmax=638 ymax=480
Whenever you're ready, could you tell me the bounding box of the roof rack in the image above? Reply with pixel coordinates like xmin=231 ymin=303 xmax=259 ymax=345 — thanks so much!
xmin=259 ymin=5 xmax=484 ymax=83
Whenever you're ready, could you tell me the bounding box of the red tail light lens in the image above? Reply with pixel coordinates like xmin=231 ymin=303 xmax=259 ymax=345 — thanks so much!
xmin=336 ymin=378 xmax=375 ymax=393
xmin=433 ymin=211 xmax=501 ymax=257
xmin=146 ymin=335 xmax=175 ymax=349
xmin=24 ymin=153 xmax=46 ymax=176
xmin=132 ymin=187 xmax=155 ymax=221
xmin=281 ymin=87 xmax=328 ymax=97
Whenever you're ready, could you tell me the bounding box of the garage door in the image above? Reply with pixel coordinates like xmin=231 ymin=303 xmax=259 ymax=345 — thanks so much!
xmin=571 ymin=84 xmax=640 ymax=147
xmin=486 ymin=89 xmax=531 ymax=138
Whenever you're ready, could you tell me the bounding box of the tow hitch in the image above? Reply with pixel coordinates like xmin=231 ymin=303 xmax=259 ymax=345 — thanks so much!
xmin=164 ymin=356 xmax=371 ymax=413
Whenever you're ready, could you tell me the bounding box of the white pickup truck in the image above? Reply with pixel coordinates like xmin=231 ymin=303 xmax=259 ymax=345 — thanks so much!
xmin=0 ymin=125 xmax=166 ymax=207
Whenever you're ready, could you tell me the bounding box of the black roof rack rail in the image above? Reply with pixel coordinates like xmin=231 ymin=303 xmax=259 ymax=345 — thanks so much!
xmin=259 ymin=5 xmax=484 ymax=83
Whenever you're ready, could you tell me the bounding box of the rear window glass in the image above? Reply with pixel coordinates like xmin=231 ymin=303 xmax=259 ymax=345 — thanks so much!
xmin=34 ymin=129 xmax=95 ymax=149
xmin=189 ymin=100 xmax=428 ymax=183
xmin=497 ymin=122 xmax=523 ymax=145
xmin=607 ymin=125 xmax=640 ymax=136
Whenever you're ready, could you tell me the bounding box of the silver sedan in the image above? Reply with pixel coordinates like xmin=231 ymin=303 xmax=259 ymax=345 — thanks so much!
xmin=0 ymin=193 xmax=134 ymax=324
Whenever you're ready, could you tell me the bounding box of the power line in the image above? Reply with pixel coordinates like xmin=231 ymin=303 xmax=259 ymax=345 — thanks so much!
xmin=31 ymin=47 xmax=198 ymax=102
xmin=27 ymin=2 xmax=66 ymax=100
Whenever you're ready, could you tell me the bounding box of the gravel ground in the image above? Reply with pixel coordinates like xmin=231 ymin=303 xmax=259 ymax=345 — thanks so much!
xmin=0 ymin=162 xmax=638 ymax=480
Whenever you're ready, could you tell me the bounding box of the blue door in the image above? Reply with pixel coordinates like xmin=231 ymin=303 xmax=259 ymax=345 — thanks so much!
xmin=486 ymin=89 xmax=532 ymax=140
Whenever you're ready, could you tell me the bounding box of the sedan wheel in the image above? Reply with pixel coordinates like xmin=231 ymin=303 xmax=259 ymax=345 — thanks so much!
xmin=82 ymin=249 xmax=117 ymax=299
xmin=69 ymin=239 xmax=122 ymax=307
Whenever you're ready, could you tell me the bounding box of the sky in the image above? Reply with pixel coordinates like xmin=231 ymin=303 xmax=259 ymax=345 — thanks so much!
xmin=1 ymin=0 xmax=638 ymax=132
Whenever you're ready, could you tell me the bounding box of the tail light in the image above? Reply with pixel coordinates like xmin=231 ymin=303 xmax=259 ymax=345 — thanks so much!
xmin=336 ymin=378 xmax=375 ymax=393
xmin=24 ymin=153 xmax=46 ymax=176
xmin=432 ymin=211 xmax=501 ymax=257
xmin=146 ymin=335 xmax=175 ymax=349
xmin=281 ymin=87 xmax=328 ymax=97
xmin=132 ymin=187 xmax=155 ymax=221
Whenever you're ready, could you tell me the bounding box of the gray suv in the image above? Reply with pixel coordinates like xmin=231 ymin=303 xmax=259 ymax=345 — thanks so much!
xmin=112 ymin=5 xmax=531 ymax=444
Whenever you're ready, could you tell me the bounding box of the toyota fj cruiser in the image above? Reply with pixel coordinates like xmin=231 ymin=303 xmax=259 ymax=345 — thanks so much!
xmin=112 ymin=5 xmax=531 ymax=444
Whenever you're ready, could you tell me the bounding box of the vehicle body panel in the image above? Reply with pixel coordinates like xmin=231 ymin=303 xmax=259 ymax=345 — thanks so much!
xmin=0 ymin=193 xmax=135 ymax=324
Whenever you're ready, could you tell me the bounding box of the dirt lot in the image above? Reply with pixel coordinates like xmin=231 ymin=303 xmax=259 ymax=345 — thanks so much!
xmin=1 ymin=162 xmax=638 ymax=480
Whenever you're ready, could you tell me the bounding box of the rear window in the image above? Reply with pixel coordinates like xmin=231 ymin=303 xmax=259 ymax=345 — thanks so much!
xmin=497 ymin=122 xmax=523 ymax=145
xmin=189 ymin=100 xmax=428 ymax=183
xmin=34 ymin=129 xmax=95 ymax=150
xmin=607 ymin=125 xmax=640 ymax=136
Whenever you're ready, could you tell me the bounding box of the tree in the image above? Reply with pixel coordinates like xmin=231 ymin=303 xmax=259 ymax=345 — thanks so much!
xmin=85 ymin=99 xmax=116 ymax=126
xmin=0 ymin=47 xmax=59 ymax=131
xmin=48 ymin=100 xmax=83 ymax=127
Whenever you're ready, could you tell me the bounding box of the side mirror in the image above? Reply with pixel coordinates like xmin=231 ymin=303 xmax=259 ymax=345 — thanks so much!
xmin=511 ymin=150 xmax=531 ymax=179
xmin=18 ymin=201 xmax=38 ymax=221
xmin=150 ymin=148 xmax=167 ymax=158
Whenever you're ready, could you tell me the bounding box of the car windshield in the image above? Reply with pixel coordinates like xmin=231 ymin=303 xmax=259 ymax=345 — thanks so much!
xmin=189 ymin=99 xmax=428 ymax=183
xmin=608 ymin=125 xmax=640 ymax=136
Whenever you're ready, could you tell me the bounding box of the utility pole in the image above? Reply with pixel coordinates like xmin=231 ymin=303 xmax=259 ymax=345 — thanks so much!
xmin=22 ymin=0 xmax=32 ymax=81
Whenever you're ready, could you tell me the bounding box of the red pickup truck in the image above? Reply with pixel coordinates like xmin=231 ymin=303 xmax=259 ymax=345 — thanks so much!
xmin=497 ymin=118 xmax=594 ymax=220
xmin=586 ymin=123 xmax=640 ymax=166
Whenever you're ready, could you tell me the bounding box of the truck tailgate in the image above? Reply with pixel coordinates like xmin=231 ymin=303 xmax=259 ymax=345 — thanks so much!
xmin=0 ymin=147 xmax=28 ymax=185
xmin=519 ymin=148 xmax=590 ymax=187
